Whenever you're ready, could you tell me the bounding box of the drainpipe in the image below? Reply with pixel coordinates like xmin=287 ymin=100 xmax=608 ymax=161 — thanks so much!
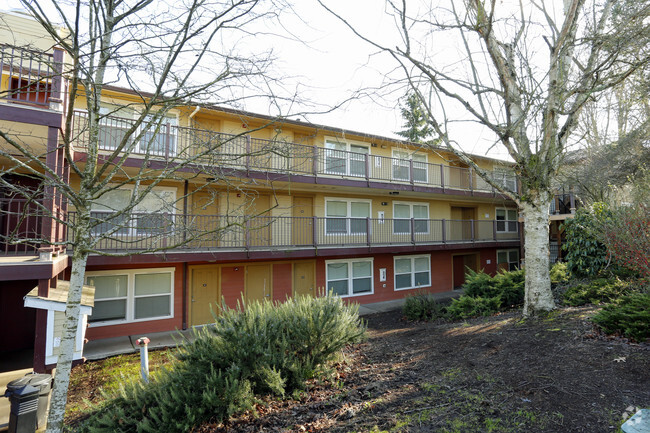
xmin=189 ymin=106 xmax=201 ymax=119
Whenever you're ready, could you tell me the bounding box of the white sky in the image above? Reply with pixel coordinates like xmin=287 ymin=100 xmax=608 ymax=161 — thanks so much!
xmin=1 ymin=0 xmax=511 ymax=160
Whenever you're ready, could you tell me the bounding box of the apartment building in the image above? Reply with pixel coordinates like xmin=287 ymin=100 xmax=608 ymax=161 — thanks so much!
xmin=1 ymin=11 xmax=530 ymax=372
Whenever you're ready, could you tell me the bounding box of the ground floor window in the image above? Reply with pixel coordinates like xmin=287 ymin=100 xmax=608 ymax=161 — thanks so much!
xmin=497 ymin=250 xmax=520 ymax=271
xmin=86 ymin=268 xmax=174 ymax=325
xmin=394 ymin=255 xmax=431 ymax=290
xmin=325 ymin=259 xmax=373 ymax=297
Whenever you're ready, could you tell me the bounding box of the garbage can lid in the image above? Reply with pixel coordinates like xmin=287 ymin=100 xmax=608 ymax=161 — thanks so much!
xmin=4 ymin=383 xmax=39 ymax=398
xmin=23 ymin=372 xmax=52 ymax=387
xmin=6 ymin=376 xmax=32 ymax=390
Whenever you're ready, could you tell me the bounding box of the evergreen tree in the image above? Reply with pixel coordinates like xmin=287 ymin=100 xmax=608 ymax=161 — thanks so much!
xmin=396 ymin=93 xmax=437 ymax=144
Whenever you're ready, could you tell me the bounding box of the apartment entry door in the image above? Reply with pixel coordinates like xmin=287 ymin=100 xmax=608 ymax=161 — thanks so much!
xmin=189 ymin=265 xmax=220 ymax=326
xmin=191 ymin=191 xmax=219 ymax=248
xmin=293 ymin=260 xmax=315 ymax=297
xmin=292 ymin=197 xmax=313 ymax=245
xmin=452 ymin=253 xmax=479 ymax=290
xmin=245 ymin=264 xmax=272 ymax=303
xmin=248 ymin=195 xmax=271 ymax=247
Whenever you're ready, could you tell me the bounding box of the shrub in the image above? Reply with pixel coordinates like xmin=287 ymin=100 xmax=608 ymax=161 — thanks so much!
xmin=463 ymin=269 xmax=524 ymax=308
xmin=562 ymin=206 xmax=610 ymax=277
xmin=403 ymin=291 xmax=447 ymax=321
xmin=562 ymin=278 xmax=632 ymax=306
xmin=592 ymin=293 xmax=650 ymax=342
xmin=494 ymin=269 xmax=525 ymax=307
xmin=463 ymin=269 xmax=500 ymax=298
xmin=595 ymin=205 xmax=650 ymax=280
xmin=549 ymin=262 xmax=570 ymax=285
xmin=445 ymin=296 xmax=501 ymax=320
xmin=80 ymin=295 xmax=365 ymax=432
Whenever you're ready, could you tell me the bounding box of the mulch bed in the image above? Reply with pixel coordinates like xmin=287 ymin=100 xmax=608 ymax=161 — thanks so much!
xmin=67 ymin=306 xmax=650 ymax=432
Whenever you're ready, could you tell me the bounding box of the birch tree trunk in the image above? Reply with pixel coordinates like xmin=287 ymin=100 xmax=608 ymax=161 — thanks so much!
xmin=521 ymin=193 xmax=555 ymax=317
xmin=45 ymin=239 xmax=89 ymax=433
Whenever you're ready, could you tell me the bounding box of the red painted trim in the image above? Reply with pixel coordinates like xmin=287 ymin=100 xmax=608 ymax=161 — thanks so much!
xmin=83 ymin=241 xmax=520 ymax=266
xmin=33 ymin=308 xmax=47 ymax=373
xmin=0 ymin=255 xmax=69 ymax=281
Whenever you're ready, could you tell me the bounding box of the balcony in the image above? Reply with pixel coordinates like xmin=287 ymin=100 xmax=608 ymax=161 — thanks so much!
xmin=71 ymin=111 xmax=518 ymax=195
xmin=0 ymin=198 xmax=66 ymax=256
xmin=0 ymin=44 xmax=59 ymax=108
xmin=549 ymin=192 xmax=578 ymax=219
xmin=66 ymin=212 xmax=520 ymax=254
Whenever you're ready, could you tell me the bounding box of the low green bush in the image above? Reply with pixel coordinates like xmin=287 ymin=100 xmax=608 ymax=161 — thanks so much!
xmin=494 ymin=269 xmax=525 ymax=307
xmin=549 ymin=262 xmax=570 ymax=285
xmin=445 ymin=295 xmax=501 ymax=320
xmin=79 ymin=295 xmax=365 ymax=432
xmin=592 ymin=292 xmax=650 ymax=342
xmin=402 ymin=291 xmax=447 ymax=321
xmin=463 ymin=269 xmax=524 ymax=309
xmin=562 ymin=278 xmax=632 ymax=306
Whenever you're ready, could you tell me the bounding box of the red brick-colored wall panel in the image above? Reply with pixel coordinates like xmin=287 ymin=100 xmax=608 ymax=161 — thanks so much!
xmin=85 ymin=264 xmax=183 ymax=340
xmin=480 ymin=250 xmax=498 ymax=275
xmin=220 ymin=266 xmax=245 ymax=309
xmin=273 ymin=263 xmax=293 ymax=302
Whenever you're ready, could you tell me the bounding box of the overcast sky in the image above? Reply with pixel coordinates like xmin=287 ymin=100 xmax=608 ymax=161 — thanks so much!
xmin=1 ymin=0 xmax=510 ymax=160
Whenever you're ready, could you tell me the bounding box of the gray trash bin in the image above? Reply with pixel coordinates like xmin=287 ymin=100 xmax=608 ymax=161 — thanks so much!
xmin=4 ymin=384 xmax=38 ymax=433
xmin=6 ymin=373 xmax=52 ymax=429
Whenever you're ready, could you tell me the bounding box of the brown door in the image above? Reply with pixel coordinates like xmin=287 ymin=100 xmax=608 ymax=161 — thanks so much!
xmin=453 ymin=254 xmax=479 ymax=289
xmin=461 ymin=207 xmax=476 ymax=240
xmin=190 ymin=266 xmax=220 ymax=326
xmin=246 ymin=264 xmax=272 ymax=303
xmin=190 ymin=191 xmax=219 ymax=248
xmin=293 ymin=261 xmax=315 ymax=297
xmin=248 ymin=194 xmax=271 ymax=247
xmin=292 ymin=197 xmax=313 ymax=245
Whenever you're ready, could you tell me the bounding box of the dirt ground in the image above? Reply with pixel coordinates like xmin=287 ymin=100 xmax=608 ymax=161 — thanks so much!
xmin=67 ymin=306 xmax=650 ymax=432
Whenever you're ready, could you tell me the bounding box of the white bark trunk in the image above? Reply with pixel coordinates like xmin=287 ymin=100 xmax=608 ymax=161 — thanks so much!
xmin=521 ymin=195 xmax=555 ymax=316
xmin=45 ymin=252 xmax=88 ymax=433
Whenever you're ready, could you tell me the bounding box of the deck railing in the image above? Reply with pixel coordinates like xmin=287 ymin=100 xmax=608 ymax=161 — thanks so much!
xmin=0 ymin=45 xmax=56 ymax=107
xmin=66 ymin=212 xmax=520 ymax=252
xmin=71 ymin=111 xmax=519 ymax=193
xmin=0 ymin=197 xmax=67 ymax=255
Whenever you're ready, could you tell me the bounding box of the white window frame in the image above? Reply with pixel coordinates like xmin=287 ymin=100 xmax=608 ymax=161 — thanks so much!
xmin=497 ymin=249 xmax=520 ymax=271
xmin=394 ymin=254 xmax=432 ymax=291
xmin=391 ymin=149 xmax=428 ymax=183
xmin=324 ymin=197 xmax=372 ymax=235
xmin=136 ymin=112 xmax=179 ymax=157
xmin=493 ymin=169 xmax=517 ymax=192
xmin=392 ymin=201 xmax=430 ymax=235
xmin=90 ymin=185 xmax=178 ymax=237
xmin=496 ymin=208 xmax=518 ymax=233
xmin=325 ymin=258 xmax=374 ymax=298
xmin=90 ymin=106 xmax=180 ymax=156
xmin=324 ymin=137 xmax=370 ymax=177
xmin=86 ymin=267 xmax=175 ymax=326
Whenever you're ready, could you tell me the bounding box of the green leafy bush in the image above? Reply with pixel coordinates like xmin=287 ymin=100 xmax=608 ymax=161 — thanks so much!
xmin=562 ymin=206 xmax=610 ymax=277
xmin=463 ymin=269 xmax=525 ymax=308
xmin=562 ymin=278 xmax=632 ymax=306
xmin=549 ymin=262 xmax=570 ymax=285
xmin=592 ymin=293 xmax=650 ymax=342
xmin=80 ymin=295 xmax=365 ymax=432
xmin=494 ymin=269 xmax=525 ymax=307
xmin=403 ymin=291 xmax=447 ymax=321
xmin=446 ymin=296 xmax=501 ymax=320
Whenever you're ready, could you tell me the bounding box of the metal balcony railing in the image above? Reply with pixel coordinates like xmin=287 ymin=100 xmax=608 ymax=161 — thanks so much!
xmin=0 ymin=198 xmax=67 ymax=255
xmin=0 ymin=45 xmax=56 ymax=107
xmin=66 ymin=212 xmax=520 ymax=253
xmin=71 ymin=111 xmax=519 ymax=194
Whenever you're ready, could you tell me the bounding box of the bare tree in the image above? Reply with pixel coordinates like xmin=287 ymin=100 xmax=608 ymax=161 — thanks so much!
xmin=318 ymin=0 xmax=650 ymax=316
xmin=0 ymin=1 xmax=292 ymax=431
